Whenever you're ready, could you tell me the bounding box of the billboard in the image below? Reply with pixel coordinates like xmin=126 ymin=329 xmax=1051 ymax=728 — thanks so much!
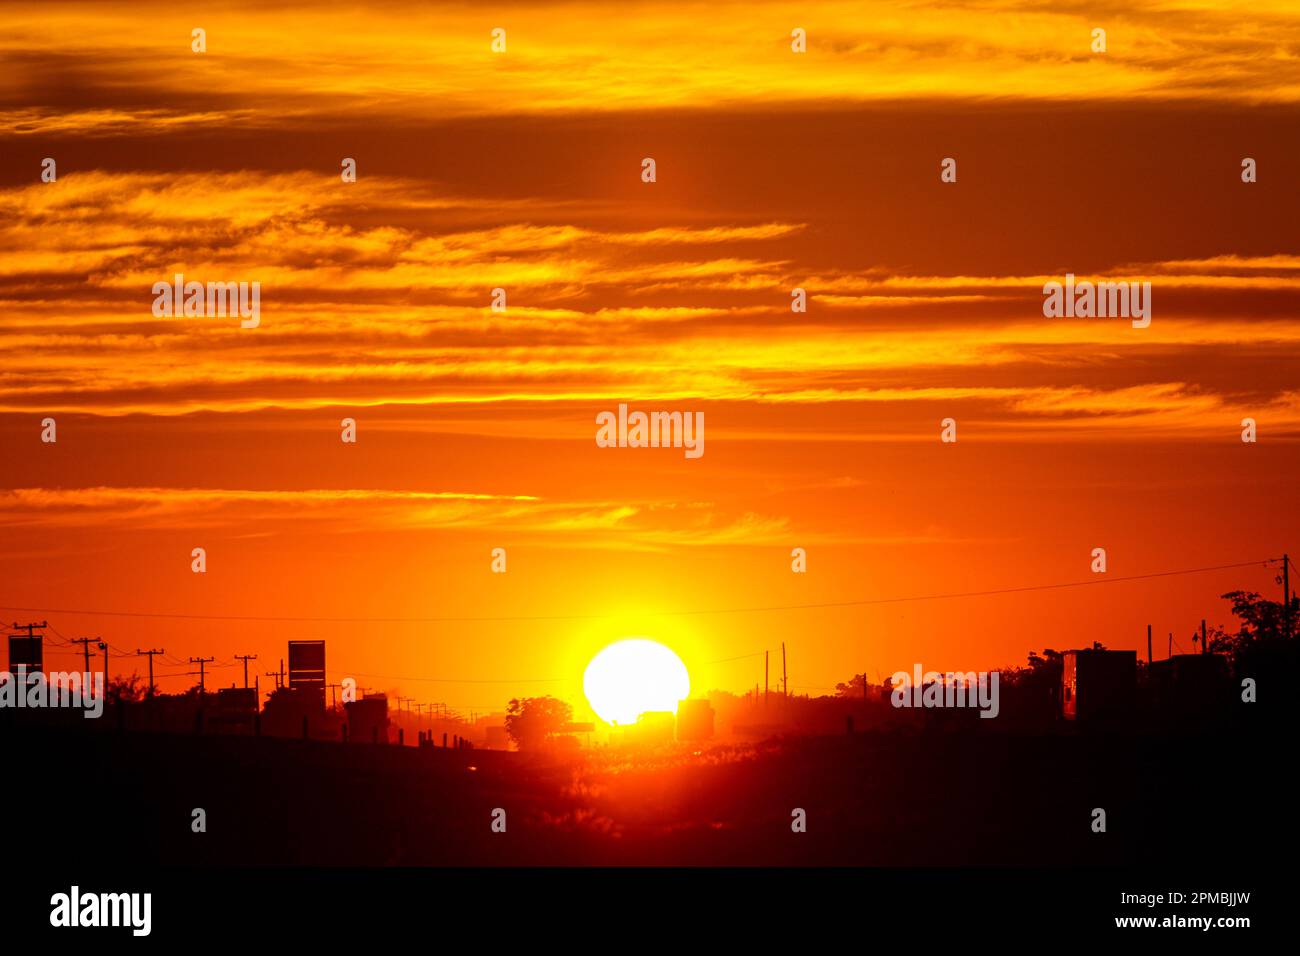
xmin=8 ymin=636 xmax=43 ymax=673
xmin=287 ymin=640 xmax=326 ymax=704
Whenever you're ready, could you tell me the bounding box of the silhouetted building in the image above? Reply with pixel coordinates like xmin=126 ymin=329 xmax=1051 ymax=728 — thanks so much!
xmin=287 ymin=640 xmax=326 ymax=710
xmin=262 ymin=685 xmax=340 ymax=739
xmin=210 ymin=686 xmax=258 ymax=734
xmin=676 ymin=699 xmax=715 ymax=741
xmin=1062 ymin=649 xmax=1135 ymax=721
xmin=345 ymin=694 xmax=389 ymax=744
xmin=1234 ymin=638 xmax=1297 ymax=723
xmin=631 ymin=711 xmax=675 ymax=747
xmin=1148 ymin=653 xmax=1232 ymax=724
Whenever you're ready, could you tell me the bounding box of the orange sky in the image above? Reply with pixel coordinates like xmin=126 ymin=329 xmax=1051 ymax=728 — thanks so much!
xmin=2 ymin=1 xmax=1298 ymax=722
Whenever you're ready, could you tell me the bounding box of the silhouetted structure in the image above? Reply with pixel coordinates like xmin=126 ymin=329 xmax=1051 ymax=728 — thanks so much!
xmin=345 ymin=694 xmax=389 ymax=744
xmin=1062 ymin=649 xmax=1135 ymax=722
xmin=1235 ymin=638 xmax=1298 ymax=722
xmin=7 ymin=636 xmax=42 ymax=673
xmin=676 ymin=699 xmax=715 ymax=741
xmin=211 ymin=686 xmax=258 ymax=734
xmin=262 ymin=686 xmax=340 ymax=739
xmin=631 ymin=711 xmax=675 ymax=746
xmin=1148 ymin=654 xmax=1232 ymax=725
xmin=287 ymin=641 xmax=327 ymax=710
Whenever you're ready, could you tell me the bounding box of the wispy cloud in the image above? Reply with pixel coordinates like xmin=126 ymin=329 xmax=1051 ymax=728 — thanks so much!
xmin=6 ymin=0 xmax=1300 ymax=138
xmin=2 ymin=171 xmax=1298 ymax=436
xmin=0 ymin=486 xmax=807 ymax=550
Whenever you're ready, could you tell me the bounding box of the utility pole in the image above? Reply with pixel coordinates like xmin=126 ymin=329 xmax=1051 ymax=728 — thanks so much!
xmin=7 ymin=622 xmax=46 ymax=688
xmin=190 ymin=656 xmax=215 ymax=694
xmin=1146 ymin=624 xmax=1152 ymax=665
xmin=136 ymin=648 xmax=165 ymax=697
xmin=70 ymin=637 xmax=100 ymax=676
xmin=265 ymin=669 xmax=282 ymax=690
xmin=326 ymin=682 xmax=341 ymax=708
xmin=9 ymin=620 xmax=46 ymax=640
xmin=98 ymin=641 xmax=108 ymax=683
xmin=782 ymin=642 xmax=788 ymax=698
xmin=233 ymin=653 xmax=257 ymax=689
xmin=1201 ymin=619 xmax=1208 ymax=655
xmin=1168 ymin=633 xmax=1172 ymax=659
xmin=764 ymin=650 xmax=769 ymax=706
xmin=1283 ymin=553 xmax=1292 ymax=640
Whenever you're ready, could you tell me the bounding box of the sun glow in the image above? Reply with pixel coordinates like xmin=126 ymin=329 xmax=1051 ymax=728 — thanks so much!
xmin=583 ymin=639 xmax=691 ymax=726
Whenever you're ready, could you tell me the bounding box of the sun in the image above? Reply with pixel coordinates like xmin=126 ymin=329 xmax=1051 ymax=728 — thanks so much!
xmin=583 ymin=638 xmax=691 ymax=726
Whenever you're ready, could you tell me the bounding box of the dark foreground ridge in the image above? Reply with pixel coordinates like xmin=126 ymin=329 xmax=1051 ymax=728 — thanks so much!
xmin=8 ymin=721 xmax=1291 ymax=867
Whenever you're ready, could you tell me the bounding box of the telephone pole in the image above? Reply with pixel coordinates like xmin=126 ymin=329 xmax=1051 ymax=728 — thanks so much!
xmin=189 ymin=656 xmax=215 ymax=694
xmin=136 ymin=648 xmax=165 ymax=697
xmin=265 ymin=669 xmax=282 ymax=690
xmin=782 ymin=642 xmax=788 ymax=698
xmin=70 ymin=637 xmax=100 ymax=676
xmin=98 ymin=641 xmax=108 ymax=682
xmin=764 ymin=650 xmax=769 ymax=706
xmin=233 ymin=653 xmax=257 ymax=689
xmin=8 ymin=620 xmax=46 ymax=651
xmin=1283 ymin=554 xmax=1292 ymax=640
xmin=9 ymin=621 xmax=47 ymax=679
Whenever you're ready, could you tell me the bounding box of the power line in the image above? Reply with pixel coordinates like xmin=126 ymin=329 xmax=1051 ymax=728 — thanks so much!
xmin=17 ymin=557 xmax=1275 ymax=693
xmin=0 ymin=558 xmax=1272 ymax=624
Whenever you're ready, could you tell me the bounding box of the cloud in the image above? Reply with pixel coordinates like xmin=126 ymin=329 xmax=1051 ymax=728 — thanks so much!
xmin=0 ymin=486 xmax=805 ymax=549
xmin=6 ymin=0 xmax=1300 ymax=137
xmin=2 ymin=171 xmax=1298 ymax=437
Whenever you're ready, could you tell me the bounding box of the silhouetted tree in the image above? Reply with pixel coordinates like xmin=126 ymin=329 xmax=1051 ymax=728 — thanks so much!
xmin=1016 ymin=648 xmax=1063 ymax=684
xmin=106 ymin=672 xmax=145 ymax=704
xmin=1207 ymin=590 xmax=1298 ymax=663
xmin=504 ymin=696 xmax=572 ymax=750
xmin=834 ymin=673 xmax=872 ymax=698
xmin=992 ymin=648 xmax=1063 ymax=722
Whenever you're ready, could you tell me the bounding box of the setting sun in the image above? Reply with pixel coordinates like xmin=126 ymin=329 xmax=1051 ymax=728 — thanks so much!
xmin=583 ymin=639 xmax=691 ymax=726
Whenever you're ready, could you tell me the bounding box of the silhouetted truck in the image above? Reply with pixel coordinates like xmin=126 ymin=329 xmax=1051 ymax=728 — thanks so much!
xmin=1062 ymin=649 xmax=1136 ymax=722
xmin=344 ymin=694 xmax=389 ymax=744
xmin=676 ymin=699 xmax=715 ymax=741
xmin=1148 ymin=654 xmax=1231 ymax=725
